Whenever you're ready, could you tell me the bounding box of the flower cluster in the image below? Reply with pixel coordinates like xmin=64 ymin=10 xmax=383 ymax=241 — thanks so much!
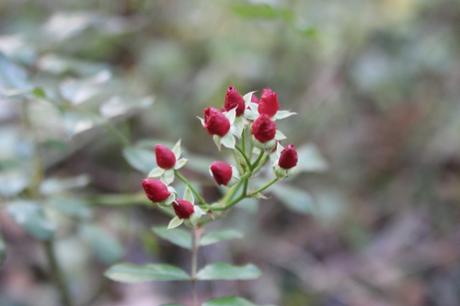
xmin=142 ymin=85 xmax=298 ymax=229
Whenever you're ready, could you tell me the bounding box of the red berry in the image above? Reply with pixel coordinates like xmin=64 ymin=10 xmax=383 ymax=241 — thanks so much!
xmin=224 ymin=86 xmax=245 ymax=116
xmin=155 ymin=144 xmax=176 ymax=169
xmin=258 ymin=88 xmax=279 ymax=117
xmin=142 ymin=178 xmax=171 ymax=202
xmin=252 ymin=114 xmax=277 ymax=143
xmin=278 ymin=144 xmax=298 ymax=169
xmin=173 ymin=199 xmax=195 ymax=219
xmin=210 ymin=161 xmax=233 ymax=186
xmin=203 ymin=107 xmax=230 ymax=136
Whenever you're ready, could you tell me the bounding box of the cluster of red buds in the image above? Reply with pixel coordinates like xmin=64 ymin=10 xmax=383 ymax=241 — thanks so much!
xmin=143 ymin=85 xmax=298 ymax=228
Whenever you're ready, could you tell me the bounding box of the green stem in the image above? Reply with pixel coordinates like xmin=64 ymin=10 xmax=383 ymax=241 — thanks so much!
xmin=235 ymin=146 xmax=251 ymax=169
xmin=248 ymin=177 xmax=280 ymax=197
xmin=190 ymin=226 xmax=201 ymax=306
xmin=44 ymin=240 xmax=73 ymax=306
xmin=175 ymin=171 xmax=207 ymax=206
xmin=251 ymin=151 xmax=265 ymax=171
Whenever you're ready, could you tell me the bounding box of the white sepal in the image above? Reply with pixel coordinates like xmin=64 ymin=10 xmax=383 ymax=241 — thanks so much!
xmin=213 ymin=135 xmax=222 ymax=150
xmin=244 ymin=108 xmax=259 ymax=121
xmin=162 ymin=169 xmax=175 ymax=185
xmin=148 ymin=167 xmax=164 ymax=178
xmin=231 ymin=117 xmax=245 ymax=138
xmin=220 ymin=133 xmax=235 ymax=149
xmin=274 ymin=110 xmax=297 ymax=120
xmin=197 ymin=116 xmax=205 ymax=127
xmin=175 ymin=158 xmax=188 ymax=170
xmin=275 ymin=129 xmax=287 ymax=141
xmin=224 ymin=107 xmax=236 ymax=124
xmin=172 ymin=139 xmax=182 ymax=159
xmin=190 ymin=205 xmax=205 ymax=225
xmin=243 ymin=91 xmax=256 ymax=104
xmin=168 ymin=216 xmax=183 ymax=229
xmin=164 ymin=191 xmax=176 ymax=205
xmin=183 ymin=186 xmax=195 ymax=204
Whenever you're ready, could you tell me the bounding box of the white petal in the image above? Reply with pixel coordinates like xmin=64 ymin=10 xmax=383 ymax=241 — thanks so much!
xmin=197 ymin=116 xmax=205 ymax=127
xmin=168 ymin=216 xmax=184 ymax=229
xmin=172 ymin=139 xmax=182 ymax=159
xmin=174 ymin=158 xmax=188 ymax=170
xmin=274 ymin=110 xmax=297 ymax=120
xmin=148 ymin=167 xmax=164 ymax=178
xmin=221 ymin=133 xmax=235 ymax=149
xmin=231 ymin=117 xmax=245 ymax=137
xmin=244 ymin=108 xmax=259 ymax=121
xmin=183 ymin=186 xmax=195 ymax=204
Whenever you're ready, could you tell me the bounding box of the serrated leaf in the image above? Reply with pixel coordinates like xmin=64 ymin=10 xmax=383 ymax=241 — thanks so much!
xmin=183 ymin=186 xmax=194 ymax=203
xmin=123 ymin=147 xmax=153 ymax=174
xmin=203 ymin=296 xmax=257 ymax=306
xmin=200 ymin=229 xmax=243 ymax=246
xmin=152 ymin=226 xmax=192 ymax=249
xmin=105 ymin=263 xmax=190 ymax=283
xmin=7 ymin=201 xmax=56 ymax=240
xmin=81 ymin=225 xmax=123 ymax=264
xmin=197 ymin=262 xmax=261 ymax=281
xmin=271 ymin=184 xmax=314 ymax=214
xmin=168 ymin=216 xmax=184 ymax=229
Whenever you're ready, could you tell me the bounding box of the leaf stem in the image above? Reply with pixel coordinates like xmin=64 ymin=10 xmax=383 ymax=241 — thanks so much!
xmin=248 ymin=177 xmax=280 ymax=197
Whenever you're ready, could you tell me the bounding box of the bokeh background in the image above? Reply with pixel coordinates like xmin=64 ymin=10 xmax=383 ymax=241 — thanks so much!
xmin=1 ymin=0 xmax=460 ymax=305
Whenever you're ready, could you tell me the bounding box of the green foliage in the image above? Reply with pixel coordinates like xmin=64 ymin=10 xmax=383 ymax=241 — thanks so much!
xmin=81 ymin=225 xmax=123 ymax=264
xmin=196 ymin=262 xmax=261 ymax=281
xmin=271 ymin=184 xmax=314 ymax=215
xmin=0 ymin=235 xmax=6 ymax=266
xmin=203 ymin=296 xmax=263 ymax=306
xmin=105 ymin=263 xmax=190 ymax=283
xmin=152 ymin=226 xmax=192 ymax=249
xmin=200 ymin=229 xmax=243 ymax=246
xmin=7 ymin=201 xmax=56 ymax=240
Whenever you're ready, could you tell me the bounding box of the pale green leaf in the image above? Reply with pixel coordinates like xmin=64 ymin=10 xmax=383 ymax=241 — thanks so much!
xmin=123 ymin=147 xmax=153 ymax=174
xmin=172 ymin=139 xmax=182 ymax=159
xmin=200 ymin=229 xmax=243 ymax=246
xmin=168 ymin=216 xmax=184 ymax=229
xmin=197 ymin=262 xmax=261 ymax=281
xmin=7 ymin=201 xmax=56 ymax=240
xmin=183 ymin=186 xmax=194 ymax=203
xmin=81 ymin=225 xmax=123 ymax=264
xmin=271 ymin=184 xmax=314 ymax=214
xmin=152 ymin=226 xmax=192 ymax=249
xmin=203 ymin=296 xmax=256 ymax=306
xmin=105 ymin=263 xmax=190 ymax=283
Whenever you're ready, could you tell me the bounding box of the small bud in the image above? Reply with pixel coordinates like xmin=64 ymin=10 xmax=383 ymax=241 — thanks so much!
xmin=210 ymin=161 xmax=233 ymax=186
xmin=203 ymin=107 xmax=231 ymax=136
xmin=224 ymin=86 xmax=245 ymax=116
xmin=142 ymin=178 xmax=171 ymax=202
xmin=278 ymin=144 xmax=298 ymax=169
xmin=252 ymin=114 xmax=277 ymax=143
xmin=155 ymin=144 xmax=176 ymax=169
xmin=258 ymin=88 xmax=279 ymax=117
xmin=251 ymin=94 xmax=259 ymax=103
xmin=173 ymin=199 xmax=195 ymax=219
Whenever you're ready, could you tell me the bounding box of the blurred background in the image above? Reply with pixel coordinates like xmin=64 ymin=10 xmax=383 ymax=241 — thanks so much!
xmin=1 ymin=0 xmax=460 ymax=305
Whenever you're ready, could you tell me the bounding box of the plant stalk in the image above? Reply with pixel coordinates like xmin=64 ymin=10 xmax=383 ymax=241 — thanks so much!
xmin=44 ymin=240 xmax=73 ymax=306
xmin=190 ymin=226 xmax=201 ymax=306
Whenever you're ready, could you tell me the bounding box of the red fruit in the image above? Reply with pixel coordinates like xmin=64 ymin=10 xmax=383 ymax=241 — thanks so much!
xmin=173 ymin=199 xmax=195 ymax=219
xmin=142 ymin=178 xmax=171 ymax=202
xmin=155 ymin=144 xmax=176 ymax=169
xmin=278 ymin=144 xmax=298 ymax=169
xmin=252 ymin=114 xmax=277 ymax=143
xmin=210 ymin=161 xmax=233 ymax=186
xmin=258 ymin=88 xmax=279 ymax=117
xmin=203 ymin=107 xmax=230 ymax=136
xmin=224 ymin=86 xmax=245 ymax=116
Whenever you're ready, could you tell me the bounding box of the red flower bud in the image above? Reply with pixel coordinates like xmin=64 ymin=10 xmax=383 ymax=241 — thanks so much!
xmin=278 ymin=144 xmax=298 ymax=169
xmin=224 ymin=86 xmax=245 ymax=116
xmin=142 ymin=178 xmax=171 ymax=202
xmin=258 ymin=88 xmax=279 ymax=117
xmin=252 ymin=114 xmax=277 ymax=143
xmin=251 ymin=94 xmax=259 ymax=103
xmin=210 ymin=161 xmax=233 ymax=186
xmin=155 ymin=144 xmax=176 ymax=169
xmin=173 ymin=199 xmax=195 ymax=219
xmin=203 ymin=107 xmax=230 ymax=136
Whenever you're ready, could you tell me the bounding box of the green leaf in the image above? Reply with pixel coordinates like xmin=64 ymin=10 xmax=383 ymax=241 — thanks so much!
xmin=271 ymin=184 xmax=314 ymax=214
xmin=81 ymin=225 xmax=123 ymax=264
xmin=160 ymin=304 xmax=184 ymax=306
xmin=7 ymin=201 xmax=56 ymax=240
xmin=152 ymin=226 xmax=192 ymax=249
xmin=123 ymin=147 xmax=154 ymax=174
xmin=197 ymin=262 xmax=261 ymax=281
xmin=296 ymin=144 xmax=328 ymax=173
xmin=39 ymin=175 xmax=90 ymax=195
xmin=231 ymin=3 xmax=293 ymax=21
xmin=105 ymin=263 xmax=190 ymax=283
xmin=32 ymin=87 xmax=46 ymax=98
xmin=183 ymin=186 xmax=194 ymax=203
xmin=168 ymin=216 xmax=184 ymax=229
xmin=203 ymin=296 xmax=257 ymax=306
xmin=200 ymin=229 xmax=243 ymax=247
xmin=48 ymin=196 xmax=92 ymax=219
